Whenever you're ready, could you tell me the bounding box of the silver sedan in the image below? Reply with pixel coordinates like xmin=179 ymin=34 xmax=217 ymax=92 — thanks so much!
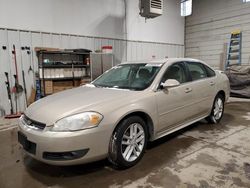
xmin=18 ymin=58 xmax=230 ymax=168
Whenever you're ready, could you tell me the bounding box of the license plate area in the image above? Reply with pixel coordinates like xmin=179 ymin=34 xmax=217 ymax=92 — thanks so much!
xmin=18 ymin=131 xmax=36 ymax=155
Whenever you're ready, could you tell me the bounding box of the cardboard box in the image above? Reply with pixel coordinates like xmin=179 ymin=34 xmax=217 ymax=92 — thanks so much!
xmin=53 ymin=86 xmax=73 ymax=93
xmin=43 ymin=80 xmax=80 ymax=94
xmin=80 ymin=79 xmax=91 ymax=85
xmin=45 ymin=80 xmax=53 ymax=94
xmin=54 ymin=81 xmax=73 ymax=87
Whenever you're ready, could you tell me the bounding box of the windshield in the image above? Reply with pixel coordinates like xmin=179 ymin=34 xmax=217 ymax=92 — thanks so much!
xmin=92 ymin=63 xmax=162 ymax=90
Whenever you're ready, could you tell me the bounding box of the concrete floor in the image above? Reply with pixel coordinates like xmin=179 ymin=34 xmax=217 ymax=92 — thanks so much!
xmin=0 ymin=101 xmax=250 ymax=188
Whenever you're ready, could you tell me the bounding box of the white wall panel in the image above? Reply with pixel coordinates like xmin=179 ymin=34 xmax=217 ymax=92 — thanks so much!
xmin=0 ymin=28 xmax=184 ymax=114
xmin=0 ymin=29 xmax=10 ymax=115
xmin=30 ymin=32 xmax=41 ymax=71
xmin=51 ymin=34 xmax=61 ymax=48
xmin=0 ymin=0 xmax=184 ymax=45
xmin=126 ymin=0 xmax=184 ymax=44
xmin=0 ymin=0 xmax=185 ymax=117
xmin=68 ymin=35 xmax=78 ymax=49
xmin=61 ymin=35 xmax=70 ymax=49
xmin=18 ymin=31 xmax=34 ymax=112
xmin=42 ymin=33 xmax=53 ymax=47
xmin=0 ymin=0 xmax=125 ymax=40
xmin=185 ymin=0 xmax=250 ymax=68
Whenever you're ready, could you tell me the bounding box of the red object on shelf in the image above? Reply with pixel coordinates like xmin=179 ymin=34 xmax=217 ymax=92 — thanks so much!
xmin=102 ymin=46 xmax=113 ymax=53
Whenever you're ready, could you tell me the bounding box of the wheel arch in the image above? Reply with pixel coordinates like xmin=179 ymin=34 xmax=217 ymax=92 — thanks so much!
xmin=112 ymin=111 xmax=155 ymax=141
xmin=217 ymin=90 xmax=226 ymax=101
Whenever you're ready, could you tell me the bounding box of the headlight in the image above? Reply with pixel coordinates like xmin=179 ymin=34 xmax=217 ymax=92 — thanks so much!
xmin=51 ymin=112 xmax=103 ymax=132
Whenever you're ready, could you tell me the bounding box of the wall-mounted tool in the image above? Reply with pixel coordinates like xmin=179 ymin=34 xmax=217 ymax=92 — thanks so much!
xmin=4 ymin=72 xmax=14 ymax=115
xmin=4 ymin=72 xmax=22 ymax=118
xmin=11 ymin=45 xmax=23 ymax=94
xmin=26 ymin=47 xmax=34 ymax=74
xmin=22 ymin=70 xmax=28 ymax=107
xmin=10 ymin=45 xmax=23 ymax=117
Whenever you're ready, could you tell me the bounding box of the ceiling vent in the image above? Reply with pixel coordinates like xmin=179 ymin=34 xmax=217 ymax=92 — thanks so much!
xmin=140 ymin=0 xmax=163 ymax=19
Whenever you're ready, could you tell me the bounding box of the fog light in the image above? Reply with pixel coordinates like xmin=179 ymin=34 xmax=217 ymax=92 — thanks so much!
xmin=43 ymin=149 xmax=89 ymax=161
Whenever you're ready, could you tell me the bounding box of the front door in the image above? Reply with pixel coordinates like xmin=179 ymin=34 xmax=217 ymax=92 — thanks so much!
xmin=155 ymin=62 xmax=196 ymax=135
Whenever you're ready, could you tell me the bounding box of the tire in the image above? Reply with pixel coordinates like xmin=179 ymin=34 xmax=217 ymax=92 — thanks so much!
xmin=108 ymin=116 xmax=148 ymax=169
xmin=206 ymin=94 xmax=225 ymax=124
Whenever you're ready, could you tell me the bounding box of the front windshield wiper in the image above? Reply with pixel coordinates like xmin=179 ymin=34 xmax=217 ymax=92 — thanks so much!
xmin=92 ymin=84 xmax=114 ymax=88
xmin=91 ymin=83 xmax=142 ymax=91
xmin=90 ymin=83 xmax=105 ymax=88
xmin=112 ymin=86 xmax=142 ymax=91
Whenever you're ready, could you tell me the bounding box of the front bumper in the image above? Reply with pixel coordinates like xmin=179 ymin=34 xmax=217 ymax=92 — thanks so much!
xmin=18 ymin=118 xmax=111 ymax=165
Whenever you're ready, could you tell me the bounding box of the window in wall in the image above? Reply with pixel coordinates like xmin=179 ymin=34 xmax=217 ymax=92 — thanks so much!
xmin=243 ymin=0 xmax=250 ymax=2
xmin=181 ymin=0 xmax=192 ymax=17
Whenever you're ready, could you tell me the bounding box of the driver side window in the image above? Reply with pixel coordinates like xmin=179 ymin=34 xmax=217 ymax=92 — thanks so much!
xmin=161 ymin=62 xmax=188 ymax=84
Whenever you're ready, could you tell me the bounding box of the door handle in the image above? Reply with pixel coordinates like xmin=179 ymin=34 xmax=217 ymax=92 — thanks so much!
xmin=210 ymin=81 xmax=215 ymax=86
xmin=185 ymin=88 xmax=192 ymax=93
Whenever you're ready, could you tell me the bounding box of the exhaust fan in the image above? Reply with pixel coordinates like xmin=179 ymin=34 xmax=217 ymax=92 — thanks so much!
xmin=139 ymin=0 xmax=163 ymax=19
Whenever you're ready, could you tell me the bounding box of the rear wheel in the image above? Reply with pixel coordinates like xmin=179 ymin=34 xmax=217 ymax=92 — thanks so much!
xmin=108 ymin=116 xmax=148 ymax=169
xmin=206 ymin=94 xmax=225 ymax=124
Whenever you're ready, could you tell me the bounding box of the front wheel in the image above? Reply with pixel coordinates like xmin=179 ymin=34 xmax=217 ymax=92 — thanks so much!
xmin=108 ymin=116 xmax=148 ymax=169
xmin=206 ymin=94 xmax=225 ymax=124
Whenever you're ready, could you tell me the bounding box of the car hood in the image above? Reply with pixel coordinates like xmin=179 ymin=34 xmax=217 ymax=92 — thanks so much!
xmin=25 ymin=85 xmax=138 ymax=125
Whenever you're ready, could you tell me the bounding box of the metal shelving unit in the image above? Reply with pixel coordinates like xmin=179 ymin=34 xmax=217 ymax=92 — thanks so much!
xmin=43 ymin=76 xmax=90 ymax=81
xmin=40 ymin=64 xmax=89 ymax=68
xmin=37 ymin=49 xmax=91 ymax=96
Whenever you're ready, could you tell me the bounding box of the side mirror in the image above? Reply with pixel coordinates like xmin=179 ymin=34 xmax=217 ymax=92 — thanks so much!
xmin=160 ymin=79 xmax=180 ymax=89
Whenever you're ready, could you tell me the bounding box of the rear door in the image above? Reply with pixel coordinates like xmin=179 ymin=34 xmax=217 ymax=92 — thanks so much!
xmin=185 ymin=61 xmax=216 ymax=116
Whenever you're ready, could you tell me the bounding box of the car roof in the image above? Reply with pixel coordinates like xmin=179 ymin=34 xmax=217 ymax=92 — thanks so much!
xmin=122 ymin=58 xmax=202 ymax=65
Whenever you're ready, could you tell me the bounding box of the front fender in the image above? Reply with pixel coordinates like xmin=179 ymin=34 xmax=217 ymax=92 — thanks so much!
xmin=101 ymin=92 xmax=159 ymax=140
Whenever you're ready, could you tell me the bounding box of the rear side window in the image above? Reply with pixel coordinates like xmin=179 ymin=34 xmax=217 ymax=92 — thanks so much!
xmin=203 ymin=65 xmax=216 ymax=77
xmin=186 ymin=62 xmax=207 ymax=81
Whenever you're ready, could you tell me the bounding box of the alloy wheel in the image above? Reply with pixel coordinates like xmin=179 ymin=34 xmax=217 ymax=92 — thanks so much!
xmin=214 ymin=97 xmax=223 ymax=120
xmin=121 ymin=123 xmax=145 ymax=162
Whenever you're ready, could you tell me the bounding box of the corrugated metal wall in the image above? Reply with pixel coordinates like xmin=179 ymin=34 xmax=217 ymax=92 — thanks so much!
xmin=0 ymin=28 xmax=184 ymax=115
xmin=185 ymin=0 xmax=250 ymax=68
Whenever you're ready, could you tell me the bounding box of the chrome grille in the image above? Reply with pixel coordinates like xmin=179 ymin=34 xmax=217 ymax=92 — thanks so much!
xmin=22 ymin=115 xmax=46 ymax=130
